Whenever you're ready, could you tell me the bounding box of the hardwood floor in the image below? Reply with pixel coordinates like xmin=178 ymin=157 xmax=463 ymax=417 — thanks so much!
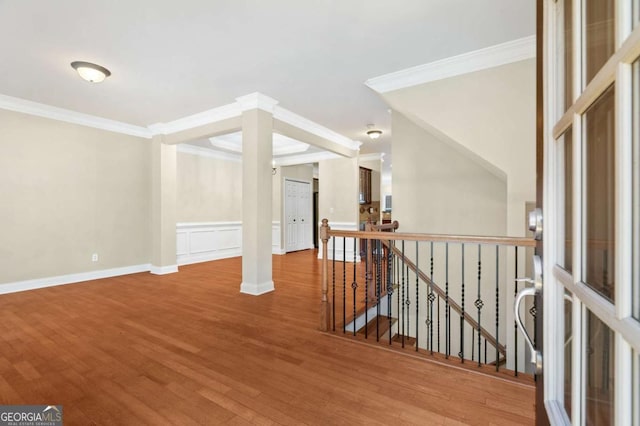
xmin=0 ymin=250 xmax=535 ymax=425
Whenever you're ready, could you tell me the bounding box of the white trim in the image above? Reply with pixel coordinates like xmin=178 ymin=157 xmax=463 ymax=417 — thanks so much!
xmin=273 ymin=106 xmax=361 ymax=151
xmin=240 ymin=280 xmax=275 ymax=295
xmin=273 ymin=151 xmax=341 ymax=166
xmin=148 ymin=103 xmax=242 ymax=135
xmin=272 ymin=221 xmax=285 ymax=255
xmin=365 ymin=35 xmax=536 ymax=93
xmin=359 ymin=152 xmax=385 ymax=162
xmin=0 ymin=264 xmax=151 ymax=295
xmin=150 ymin=265 xmax=179 ymax=275
xmin=0 ymin=94 xmax=153 ymax=138
xmin=177 ymin=144 xmax=241 ymax=162
xmin=235 ymin=92 xmax=279 ymax=113
xmin=177 ymin=222 xmax=242 ymax=266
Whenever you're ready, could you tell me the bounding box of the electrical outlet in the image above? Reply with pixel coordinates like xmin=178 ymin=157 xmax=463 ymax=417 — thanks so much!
xmin=92 ymin=253 xmax=98 ymax=262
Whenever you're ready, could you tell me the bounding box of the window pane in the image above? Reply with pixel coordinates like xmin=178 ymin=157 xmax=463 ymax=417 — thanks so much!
xmin=557 ymin=128 xmax=573 ymax=272
xmin=585 ymin=0 xmax=615 ymax=83
xmin=584 ymin=85 xmax=615 ymax=301
xmin=562 ymin=0 xmax=573 ymax=110
xmin=564 ymin=292 xmax=573 ymax=419
xmin=585 ymin=310 xmax=615 ymax=425
xmin=634 ymin=60 xmax=640 ymax=320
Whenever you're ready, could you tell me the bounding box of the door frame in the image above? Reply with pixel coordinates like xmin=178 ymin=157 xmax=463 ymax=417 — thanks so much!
xmin=283 ymin=177 xmax=313 ymax=253
xmin=541 ymin=0 xmax=640 ymax=424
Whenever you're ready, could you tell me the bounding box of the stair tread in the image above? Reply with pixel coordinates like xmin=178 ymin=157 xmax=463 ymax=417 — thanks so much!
xmin=357 ymin=316 xmax=395 ymax=337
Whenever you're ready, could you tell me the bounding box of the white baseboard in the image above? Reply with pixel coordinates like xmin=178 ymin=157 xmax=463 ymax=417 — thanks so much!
xmin=272 ymin=248 xmax=286 ymax=255
xmin=150 ymin=264 xmax=179 ymax=275
xmin=240 ymin=280 xmax=275 ymax=295
xmin=0 ymin=264 xmax=151 ymax=295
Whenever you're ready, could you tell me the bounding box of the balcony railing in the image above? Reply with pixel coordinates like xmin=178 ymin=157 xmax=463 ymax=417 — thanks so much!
xmin=319 ymin=218 xmax=537 ymax=376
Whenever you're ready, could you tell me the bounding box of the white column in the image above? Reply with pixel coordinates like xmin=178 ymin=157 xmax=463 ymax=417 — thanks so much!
xmin=150 ymin=135 xmax=178 ymax=274
xmin=237 ymin=94 xmax=277 ymax=295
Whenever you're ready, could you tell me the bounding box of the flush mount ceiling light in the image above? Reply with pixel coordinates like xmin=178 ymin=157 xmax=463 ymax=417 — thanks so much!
xmin=70 ymin=61 xmax=111 ymax=83
xmin=366 ymin=124 xmax=382 ymax=140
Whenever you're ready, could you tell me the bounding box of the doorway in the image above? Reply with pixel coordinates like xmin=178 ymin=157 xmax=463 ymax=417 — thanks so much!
xmin=284 ymin=179 xmax=312 ymax=252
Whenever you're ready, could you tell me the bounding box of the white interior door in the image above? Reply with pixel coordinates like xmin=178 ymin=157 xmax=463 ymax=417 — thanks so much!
xmin=285 ymin=179 xmax=311 ymax=252
xmin=544 ymin=0 xmax=640 ymax=424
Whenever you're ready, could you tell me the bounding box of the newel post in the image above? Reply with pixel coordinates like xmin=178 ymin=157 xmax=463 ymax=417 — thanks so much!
xmin=320 ymin=218 xmax=331 ymax=331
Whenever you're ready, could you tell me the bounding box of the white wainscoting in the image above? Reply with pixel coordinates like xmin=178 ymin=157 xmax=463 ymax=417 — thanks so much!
xmin=177 ymin=221 xmax=285 ymax=265
xmin=272 ymin=221 xmax=285 ymax=255
xmin=177 ymin=222 xmax=242 ymax=265
xmin=317 ymin=222 xmax=361 ymax=262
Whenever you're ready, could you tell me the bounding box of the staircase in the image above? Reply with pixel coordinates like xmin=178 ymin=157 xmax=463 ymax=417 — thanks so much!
xmin=319 ymin=218 xmax=537 ymax=380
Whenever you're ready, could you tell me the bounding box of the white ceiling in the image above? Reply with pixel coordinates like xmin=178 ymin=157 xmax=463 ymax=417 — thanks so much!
xmin=0 ymin=0 xmax=534 ymax=159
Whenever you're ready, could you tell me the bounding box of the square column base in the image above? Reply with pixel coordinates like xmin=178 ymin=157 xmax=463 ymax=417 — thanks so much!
xmin=240 ymin=281 xmax=275 ymax=296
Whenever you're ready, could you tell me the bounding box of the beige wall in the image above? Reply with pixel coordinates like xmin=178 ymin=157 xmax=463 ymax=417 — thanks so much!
xmin=392 ymin=111 xmax=507 ymax=235
xmin=319 ymin=157 xmax=358 ymax=225
xmin=0 ymin=109 xmax=151 ymax=284
xmin=382 ymin=59 xmax=535 ymax=237
xmin=176 ymin=152 xmax=242 ymax=222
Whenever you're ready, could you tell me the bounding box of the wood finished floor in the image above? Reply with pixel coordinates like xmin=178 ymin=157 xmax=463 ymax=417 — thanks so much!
xmin=0 ymin=250 xmax=535 ymax=425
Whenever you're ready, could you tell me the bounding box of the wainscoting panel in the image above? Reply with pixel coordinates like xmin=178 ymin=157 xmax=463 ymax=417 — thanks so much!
xmin=177 ymin=222 xmax=285 ymax=265
xmin=176 ymin=222 xmax=242 ymax=266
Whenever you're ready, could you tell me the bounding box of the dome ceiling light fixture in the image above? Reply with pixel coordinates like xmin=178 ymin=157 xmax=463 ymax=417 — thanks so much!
xmin=70 ymin=61 xmax=111 ymax=83
xmin=366 ymin=124 xmax=382 ymax=140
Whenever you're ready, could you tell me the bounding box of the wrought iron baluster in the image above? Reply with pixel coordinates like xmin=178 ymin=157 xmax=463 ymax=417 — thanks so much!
xmin=364 ymin=238 xmax=368 ymax=339
xmin=460 ymin=243 xmax=465 ymax=363
xmin=471 ymin=327 xmax=475 ymax=361
xmin=332 ymin=236 xmax=336 ymax=332
xmin=376 ymin=239 xmax=381 ymax=342
xmin=387 ymin=240 xmax=393 ymax=345
xmin=445 ymin=243 xmax=449 ymax=359
xmin=415 ymin=241 xmax=419 ymax=352
xmin=401 ymin=240 xmax=405 ymax=348
xmin=351 ymin=238 xmax=356 ymax=336
xmin=429 ymin=242 xmax=434 ymax=355
xmin=406 ymin=262 xmax=410 ymax=343
xmin=437 ymin=294 xmax=441 ymax=353
xmin=476 ymin=244 xmax=483 ymax=367
xmin=495 ymin=245 xmax=499 ymax=372
xmin=514 ymin=246 xmax=518 ymax=376
xmin=484 ymin=338 xmax=487 ymax=365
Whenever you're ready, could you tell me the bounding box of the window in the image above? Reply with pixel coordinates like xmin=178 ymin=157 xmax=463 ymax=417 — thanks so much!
xmin=558 ymin=127 xmax=573 ymax=273
xmin=564 ymin=291 xmax=573 ymax=419
xmin=584 ymin=85 xmax=616 ymax=301
xmin=585 ymin=0 xmax=615 ymax=84
xmin=634 ymin=59 xmax=640 ymax=320
xmin=585 ymin=310 xmax=615 ymax=425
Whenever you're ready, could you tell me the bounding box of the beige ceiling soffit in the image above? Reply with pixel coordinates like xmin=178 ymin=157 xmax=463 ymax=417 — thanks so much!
xmin=273 ymin=151 xmax=341 ymax=167
xmin=148 ymin=103 xmax=242 ymax=135
xmin=365 ymin=35 xmax=536 ymax=94
xmin=162 ymin=117 xmax=242 ymax=145
xmin=273 ymin=107 xmax=361 ymax=152
xmin=274 ymin=120 xmax=356 ymax=158
xmin=0 ymin=94 xmax=152 ymax=138
xmin=177 ymin=144 xmax=241 ymax=162
xmin=359 ymin=152 xmax=385 ymax=162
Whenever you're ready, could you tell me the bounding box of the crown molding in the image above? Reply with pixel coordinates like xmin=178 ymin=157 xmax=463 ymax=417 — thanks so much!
xmin=273 ymin=151 xmax=340 ymax=167
xmin=273 ymin=106 xmax=361 ymax=151
xmin=359 ymin=152 xmax=385 ymax=162
xmin=235 ymin=92 xmax=279 ymax=113
xmin=177 ymin=143 xmax=241 ymax=162
xmin=148 ymin=103 xmax=242 ymax=135
xmin=365 ymin=35 xmax=536 ymax=93
xmin=0 ymin=94 xmax=153 ymax=138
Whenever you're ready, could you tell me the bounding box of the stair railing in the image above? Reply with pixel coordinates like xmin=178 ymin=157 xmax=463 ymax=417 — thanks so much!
xmin=319 ymin=218 xmax=536 ymax=376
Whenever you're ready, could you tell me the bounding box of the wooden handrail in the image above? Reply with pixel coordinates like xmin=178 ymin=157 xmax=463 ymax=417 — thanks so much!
xmin=326 ymin=230 xmax=535 ymax=247
xmin=371 ymin=221 xmax=399 ymax=232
